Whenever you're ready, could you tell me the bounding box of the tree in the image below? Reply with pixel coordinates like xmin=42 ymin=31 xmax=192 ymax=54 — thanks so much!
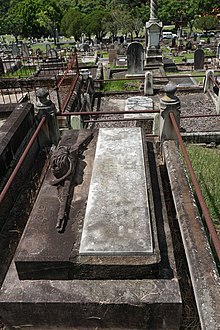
xmin=84 ymin=9 xmax=109 ymax=41
xmin=60 ymin=9 xmax=85 ymax=41
xmin=3 ymin=3 xmax=24 ymax=42
xmin=194 ymin=15 xmax=219 ymax=34
xmin=2 ymin=0 xmax=62 ymax=40
xmin=36 ymin=1 xmax=62 ymax=41
xmin=130 ymin=5 xmax=150 ymax=37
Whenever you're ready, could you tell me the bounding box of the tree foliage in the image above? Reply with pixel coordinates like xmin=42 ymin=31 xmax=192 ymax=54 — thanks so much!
xmin=194 ymin=15 xmax=219 ymax=33
xmin=0 ymin=0 xmax=219 ymax=41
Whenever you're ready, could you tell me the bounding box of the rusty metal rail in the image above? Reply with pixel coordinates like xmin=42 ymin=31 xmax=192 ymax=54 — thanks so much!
xmin=169 ymin=111 xmax=220 ymax=260
xmin=0 ymin=116 xmax=46 ymax=205
xmin=60 ymin=73 xmax=79 ymax=113
xmin=56 ymin=54 xmax=78 ymax=89
xmin=56 ymin=109 xmax=160 ymax=116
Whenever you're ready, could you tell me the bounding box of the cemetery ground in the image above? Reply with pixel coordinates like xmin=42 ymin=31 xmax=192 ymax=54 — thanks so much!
xmin=0 ymin=30 xmax=220 ymax=329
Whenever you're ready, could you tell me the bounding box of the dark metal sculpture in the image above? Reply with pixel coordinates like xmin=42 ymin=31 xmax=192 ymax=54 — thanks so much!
xmin=50 ymin=131 xmax=93 ymax=232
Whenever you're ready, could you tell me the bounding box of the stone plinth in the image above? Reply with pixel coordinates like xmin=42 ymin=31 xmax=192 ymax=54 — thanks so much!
xmin=124 ymin=96 xmax=155 ymax=120
xmin=80 ymin=128 xmax=153 ymax=256
xmin=0 ymin=130 xmax=182 ymax=329
xmin=0 ymin=261 xmax=182 ymax=329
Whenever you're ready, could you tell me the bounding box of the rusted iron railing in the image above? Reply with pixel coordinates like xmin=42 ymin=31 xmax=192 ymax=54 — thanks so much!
xmin=56 ymin=109 xmax=160 ymax=116
xmin=0 ymin=116 xmax=46 ymax=205
xmin=169 ymin=111 xmax=220 ymax=260
xmin=56 ymin=54 xmax=79 ymax=89
xmin=55 ymin=54 xmax=79 ymax=113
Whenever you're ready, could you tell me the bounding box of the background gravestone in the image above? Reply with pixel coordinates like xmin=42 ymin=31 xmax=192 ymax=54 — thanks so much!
xmin=217 ymin=43 xmax=220 ymax=60
xmin=194 ymin=46 xmax=204 ymax=70
xmin=114 ymin=41 xmax=120 ymax=54
xmin=0 ymin=58 xmax=4 ymax=75
xmin=12 ymin=43 xmax=19 ymax=57
xmin=48 ymin=49 xmax=58 ymax=59
xmin=21 ymin=43 xmax=29 ymax=57
xmin=108 ymin=49 xmax=117 ymax=64
xmin=127 ymin=42 xmax=144 ymax=75
xmin=46 ymin=44 xmax=51 ymax=57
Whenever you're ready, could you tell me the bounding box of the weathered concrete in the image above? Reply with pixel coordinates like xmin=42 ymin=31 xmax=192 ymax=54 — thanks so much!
xmin=15 ymin=130 xmax=96 ymax=280
xmin=124 ymin=96 xmax=154 ymax=119
xmin=0 ymin=103 xmax=35 ymax=184
xmin=163 ymin=140 xmax=220 ymax=330
xmin=80 ymin=128 xmax=153 ymax=256
xmin=0 ymin=132 xmax=182 ymax=329
xmin=0 ymin=260 xmax=181 ymax=329
xmin=15 ymin=130 xmax=161 ymax=280
xmin=0 ymin=103 xmax=40 ymax=231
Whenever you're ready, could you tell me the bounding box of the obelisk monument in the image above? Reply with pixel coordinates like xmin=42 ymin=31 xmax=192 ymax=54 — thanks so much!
xmin=145 ymin=0 xmax=163 ymax=67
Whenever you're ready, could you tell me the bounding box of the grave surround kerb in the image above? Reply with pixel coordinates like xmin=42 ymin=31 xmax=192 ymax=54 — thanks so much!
xmin=160 ymin=82 xmax=181 ymax=141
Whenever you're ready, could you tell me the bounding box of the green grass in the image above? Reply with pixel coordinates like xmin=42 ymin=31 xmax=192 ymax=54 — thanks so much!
xmin=2 ymin=66 xmax=36 ymax=78
xmin=186 ymin=144 xmax=220 ymax=270
xmin=186 ymin=144 xmax=220 ymax=231
xmin=101 ymin=79 xmax=140 ymax=92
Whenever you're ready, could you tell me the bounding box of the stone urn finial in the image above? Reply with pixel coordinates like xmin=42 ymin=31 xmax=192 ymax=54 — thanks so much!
xmin=162 ymin=82 xmax=178 ymax=102
xmin=36 ymin=88 xmax=52 ymax=107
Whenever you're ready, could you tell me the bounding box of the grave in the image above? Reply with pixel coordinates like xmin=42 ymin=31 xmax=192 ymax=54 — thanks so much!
xmin=126 ymin=42 xmax=144 ymax=76
xmin=80 ymin=128 xmax=153 ymax=256
xmin=124 ymin=96 xmax=155 ymax=120
xmin=108 ymin=49 xmax=117 ymax=64
xmin=0 ymin=128 xmax=182 ymax=329
xmin=21 ymin=43 xmax=29 ymax=58
xmin=124 ymin=96 xmax=159 ymax=134
xmin=194 ymin=45 xmax=204 ymax=70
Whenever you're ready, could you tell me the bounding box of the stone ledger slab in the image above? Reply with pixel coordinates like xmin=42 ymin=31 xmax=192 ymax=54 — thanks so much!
xmin=124 ymin=96 xmax=155 ymax=120
xmin=79 ymin=127 xmax=153 ymax=256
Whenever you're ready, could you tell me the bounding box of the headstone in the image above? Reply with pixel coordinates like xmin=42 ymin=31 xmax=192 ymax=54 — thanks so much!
xmin=127 ymin=42 xmax=144 ymax=75
xmin=0 ymin=58 xmax=4 ymax=75
xmin=79 ymin=44 xmax=90 ymax=52
xmin=83 ymin=44 xmax=90 ymax=52
xmin=79 ymin=127 xmax=153 ymax=256
xmin=108 ymin=49 xmax=117 ymax=64
xmin=124 ymin=96 xmax=154 ymax=120
xmin=185 ymin=41 xmax=192 ymax=51
xmin=204 ymin=70 xmax=215 ymax=92
xmin=194 ymin=45 xmax=204 ymax=70
xmin=21 ymin=43 xmax=29 ymax=58
xmin=46 ymin=44 xmax=51 ymax=57
xmin=12 ymin=43 xmax=19 ymax=57
xmin=36 ymin=48 xmax=43 ymax=57
xmin=217 ymin=43 xmax=220 ymax=60
xmin=114 ymin=41 xmax=120 ymax=53
xmin=144 ymin=71 xmax=154 ymax=96
xmin=48 ymin=49 xmax=58 ymax=59
xmin=171 ymin=37 xmax=177 ymax=48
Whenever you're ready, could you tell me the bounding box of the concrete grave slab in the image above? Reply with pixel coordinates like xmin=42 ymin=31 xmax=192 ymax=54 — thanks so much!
xmin=15 ymin=129 xmax=161 ymax=280
xmin=79 ymin=127 xmax=153 ymax=256
xmin=124 ymin=96 xmax=155 ymax=119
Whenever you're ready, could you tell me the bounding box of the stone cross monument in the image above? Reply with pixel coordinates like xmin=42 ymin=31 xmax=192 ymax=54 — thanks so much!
xmin=145 ymin=0 xmax=163 ymax=67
